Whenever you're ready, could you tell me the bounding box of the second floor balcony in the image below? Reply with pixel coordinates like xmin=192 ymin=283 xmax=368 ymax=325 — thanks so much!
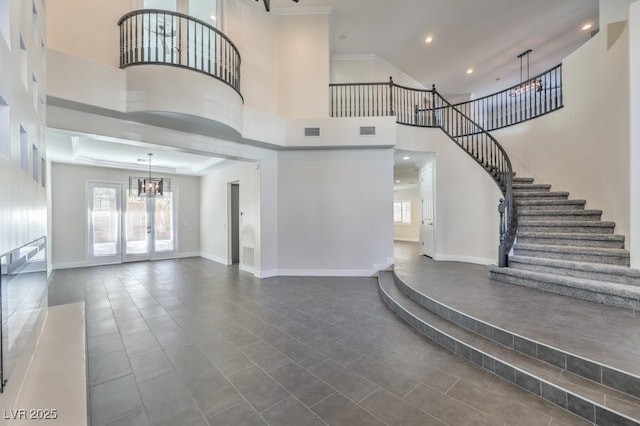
xmin=118 ymin=9 xmax=241 ymax=98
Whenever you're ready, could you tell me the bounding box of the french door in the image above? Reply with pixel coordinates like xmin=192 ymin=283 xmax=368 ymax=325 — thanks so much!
xmin=123 ymin=189 xmax=176 ymax=262
xmin=87 ymin=182 xmax=176 ymax=264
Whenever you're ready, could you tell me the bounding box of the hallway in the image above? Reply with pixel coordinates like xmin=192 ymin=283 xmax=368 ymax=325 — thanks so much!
xmin=49 ymin=255 xmax=588 ymax=425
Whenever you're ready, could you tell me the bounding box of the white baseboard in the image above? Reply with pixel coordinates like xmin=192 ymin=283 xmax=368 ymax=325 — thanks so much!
xmin=432 ymin=254 xmax=495 ymax=266
xmin=199 ymin=253 xmax=232 ymax=265
xmin=274 ymin=268 xmax=378 ymax=277
xmin=393 ymin=237 xmax=420 ymax=242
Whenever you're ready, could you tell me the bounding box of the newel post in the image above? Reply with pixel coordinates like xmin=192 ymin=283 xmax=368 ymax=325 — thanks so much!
xmin=498 ymin=198 xmax=507 ymax=267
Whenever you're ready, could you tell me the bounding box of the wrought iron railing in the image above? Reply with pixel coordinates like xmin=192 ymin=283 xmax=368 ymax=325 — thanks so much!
xmin=118 ymin=9 xmax=242 ymax=96
xmin=448 ymin=64 xmax=563 ymax=132
xmin=329 ymin=63 xmax=563 ymax=133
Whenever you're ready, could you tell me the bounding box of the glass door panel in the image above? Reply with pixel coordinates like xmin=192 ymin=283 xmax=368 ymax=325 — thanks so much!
xmin=154 ymin=192 xmax=175 ymax=253
xmin=88 ymin=183 xmax=122 ymax=264
xmin=125 ymin=191 xmax=149 ymax=257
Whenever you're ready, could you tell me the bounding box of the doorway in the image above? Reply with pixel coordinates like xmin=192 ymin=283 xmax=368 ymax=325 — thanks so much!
xmin=420 ymin=155 xmax=435 ymax=257
xmin=229 ymin=182 xmax=240 ymax=264
xmin=87 ymin=182 xmax=177 ymax=264
xmin=123 ymin=188 xmax=176 ymax=262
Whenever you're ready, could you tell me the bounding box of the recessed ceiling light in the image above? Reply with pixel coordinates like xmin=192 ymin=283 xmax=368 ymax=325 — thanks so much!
xmin=424 ymin=36 xmax=433 ymax=44
xmin=403 ymin=156 xmax=411 ymax=160
xmin=466 ymin=68 xmax=474 ymax=74
xmin=210 ymin=15 xmax=216 ymax=20
xmin=582 ymin=23 xmax=592 ymax=31
xmin=395 ymin=180 xmax=401 ymax=183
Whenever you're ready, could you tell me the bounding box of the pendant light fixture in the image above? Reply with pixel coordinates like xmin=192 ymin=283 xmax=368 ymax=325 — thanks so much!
xmin=511 ymin=49 xmax=543 ymax=96
xmin=257 ymin=0 xmax=299 ymax=12
xmin=129 ymin=153 xmax=171 ymax=197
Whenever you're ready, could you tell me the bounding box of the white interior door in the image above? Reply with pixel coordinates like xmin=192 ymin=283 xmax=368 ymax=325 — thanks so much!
xmin=420 ymin=157 xmax=435 ymax=257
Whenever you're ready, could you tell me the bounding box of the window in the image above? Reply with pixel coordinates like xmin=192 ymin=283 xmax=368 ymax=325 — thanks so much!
xmin=0 ymin=95 xmax=9 ymax=159
xmin=19 ymin=125 xmax=28 ymax=172
xmin=394 ymin=200 xmax=411 ymax=224
xmin=32 ymin=144 xmax=38 ymax=181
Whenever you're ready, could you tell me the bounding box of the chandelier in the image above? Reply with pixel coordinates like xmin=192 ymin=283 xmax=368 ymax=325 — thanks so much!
xmin=129 ymin=153 xmax=171 ymax=197
xmin=510 ymin=49 xmax=543 ymax=96
xmin=258 ymin=0 xmax=299 ymax=12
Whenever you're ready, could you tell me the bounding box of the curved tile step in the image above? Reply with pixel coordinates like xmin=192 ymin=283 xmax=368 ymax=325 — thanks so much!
xmin=378 ymin=271 xmax=640 ymax=425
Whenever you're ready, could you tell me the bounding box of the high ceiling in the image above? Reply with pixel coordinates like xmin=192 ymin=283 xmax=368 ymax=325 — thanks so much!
xmin=274 ymin=0 xmax=599 ymax=97
xmin=48 ymin=0 xmax=600 ymax=173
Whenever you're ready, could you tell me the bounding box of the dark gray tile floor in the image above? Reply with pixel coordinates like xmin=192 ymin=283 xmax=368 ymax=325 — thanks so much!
xmin=392 ymin=241 xmax=640 ymax=377
xmin=49 ymin=253 xmax=590 ymax=426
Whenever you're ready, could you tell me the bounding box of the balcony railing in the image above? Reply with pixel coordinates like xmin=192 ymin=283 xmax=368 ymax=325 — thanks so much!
xmin=118 ymin=9 xmax=241 ymax=96
xmin=329 ymin=63 xmax=563 ymax=133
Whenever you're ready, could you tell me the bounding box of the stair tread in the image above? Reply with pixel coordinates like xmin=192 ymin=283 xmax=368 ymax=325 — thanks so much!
xmin=513 ymin=183 xmax=551 ymax=189
xmin=514 ymin=243 xmax=630 ymax=256
xmin=514 ymin=191 xmax=569 ymax=196
xmin=488 ymin=266 xmax=640 ymax=297
xmin=519 ymin=220 xmax=615 ymax=226
xmin=517 ymin=232 xmax=625 ymax=241
xmin=516 ymin=199 xmax=586 ymax=204
xmin=510 ymin=255 xmax=640 ymax=277
xmin=519 ymin=209 xmax=602 ymax=216
xmin=379 ymin=272 xmax=640 ymax=422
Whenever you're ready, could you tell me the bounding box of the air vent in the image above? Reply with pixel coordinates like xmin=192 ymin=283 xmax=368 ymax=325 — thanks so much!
xmin=360 ymin=126 xmax=376 ymax=136
xmin=304 ymin=127 xmax=320 ymax=137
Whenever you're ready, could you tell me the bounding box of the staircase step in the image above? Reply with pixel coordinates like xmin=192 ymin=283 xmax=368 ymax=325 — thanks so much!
xmin=519 ymin=209 xmax=602 ymax=222
xmin=488 ymin=266 xmax=640 ymax=311
xmin=515 ymin=199 xmax=586 ymax=211
xmin=378 ymin=271 xmax=640 ymax=425
xmin=518 ymin=220 xmax=616 ymax=234
xmin=513 ymin=243 xmax=630 ymax=266
xmin=516 ymin=232 xmax=625 ymax=249
xmin=509 ymin=255 xmax=640 ymax=286
xmin=513 ymin=177 xmax=535 ymax=184
xmin=514 ymin=191 xmax=570 ymax=201
xmin=513 ymin=183 xmax=552 ymax=192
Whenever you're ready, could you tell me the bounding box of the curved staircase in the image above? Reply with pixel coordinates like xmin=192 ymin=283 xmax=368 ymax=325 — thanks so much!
xmin=488 ymin=177 xmax=640 ymax=310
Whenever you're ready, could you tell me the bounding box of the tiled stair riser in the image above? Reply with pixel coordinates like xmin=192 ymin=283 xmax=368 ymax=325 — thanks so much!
xmin=391 ymin=273 xmax=640 ymax=400
xmin=378 ymin=279 xmax=640 ymax=426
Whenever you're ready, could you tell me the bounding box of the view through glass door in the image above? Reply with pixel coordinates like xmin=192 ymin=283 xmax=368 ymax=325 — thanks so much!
xmin=124 ymin=189 xmax=176 ymax=262
xmin=88 ymin=182 xmax=176 ymax=264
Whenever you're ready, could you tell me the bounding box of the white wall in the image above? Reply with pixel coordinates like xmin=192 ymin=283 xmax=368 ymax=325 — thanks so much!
xmin=276 ymin=12 xmax=330 ymax=118
xmin=51 ymin=162 xmax=200 ymax=267
xmin=276 ymin=148 xmax=395 ymax=276
xmin=493 ymin=25 xmax=630 ymax=245
xmin=393 ymin=186 xmax=420 ymax=242
xmin=200 ymin=159 xmax=262 ymax=274
xmin=629 ymin=1 xmax=640 ymax=267
xmin=46 ymin=0 xmax=128 ymax=68
xmin=331 ymin=54 xmax=426 ymax=88
xmin=0 ymin=0 xmax=48 ymax=419
xmin=397 ymin=126 xmax=501 ymax=265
